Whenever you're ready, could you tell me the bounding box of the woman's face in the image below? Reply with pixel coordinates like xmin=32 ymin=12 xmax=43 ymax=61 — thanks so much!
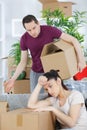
xmin=44 ymin=78 xmax=61 ymax=98
xmin=24 ymin=20 xmax=40 ymax=38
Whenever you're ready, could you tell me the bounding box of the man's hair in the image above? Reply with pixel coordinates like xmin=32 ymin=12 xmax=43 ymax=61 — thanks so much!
xmin=22 ymin=15 xmax=38 ymax=28
xmin=43 ymin=69 xmax=68 ymax=90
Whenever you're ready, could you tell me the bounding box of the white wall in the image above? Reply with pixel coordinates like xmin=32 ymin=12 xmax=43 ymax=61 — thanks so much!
xmin=0 ymin=0 xmax=42 ymax=55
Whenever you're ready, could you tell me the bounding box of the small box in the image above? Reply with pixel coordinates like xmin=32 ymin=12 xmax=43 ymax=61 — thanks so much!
xmin=7 ymin=57 xmax=32 ymax=79
xmin=0 ymin=101 xmax=9 ymax=112
xmin=1 ymin=108 xmax=55 ymax=130
xmin=41 ymin=39 xmax=77 ymax=79
xmin=12 ymin=80 xmax=30 ymax=94
xmin=4 ymin=80 xmax=30 ymax=94
xmin=8 ymin=65 xmax=31 ymax=79
xmin=24 ymin=67 xmax=31 ymax=79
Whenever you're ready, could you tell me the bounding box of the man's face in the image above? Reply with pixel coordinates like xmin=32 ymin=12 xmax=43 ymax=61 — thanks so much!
xmin=24 ymin=20 xmax=40 ymax=38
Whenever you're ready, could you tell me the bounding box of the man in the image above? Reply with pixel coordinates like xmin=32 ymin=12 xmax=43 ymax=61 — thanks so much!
xmin=4 ymin=15 xmax=86 ymax=93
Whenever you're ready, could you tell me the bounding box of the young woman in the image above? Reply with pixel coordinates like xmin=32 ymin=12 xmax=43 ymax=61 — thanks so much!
xmin=28 ymin=70 xmax=87 ymax=130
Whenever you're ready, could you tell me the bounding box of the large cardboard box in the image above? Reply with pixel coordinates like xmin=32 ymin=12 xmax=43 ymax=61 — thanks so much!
xmin=4 ymin=80 xmax=30 ymax=94
xmin=1 ymin=108 xmax=55 ymax=130
xmin=41 ymin=39 xmax=78 ymax=79
xmin=0 ymin=101 xmax=9 ymax=112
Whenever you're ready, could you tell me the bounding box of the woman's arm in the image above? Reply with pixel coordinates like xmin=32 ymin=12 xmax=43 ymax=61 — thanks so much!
xmin=52 ymin=103 xmax=82 ymax=128
xmin=27 ymin=76 xmax=51 ymax=109
xmin=35 ymin=103 xmax=82 ymax=128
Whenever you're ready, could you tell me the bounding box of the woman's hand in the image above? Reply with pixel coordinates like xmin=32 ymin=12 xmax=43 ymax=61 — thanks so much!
xmin=38 ymin=76 xmax=48 ymax=86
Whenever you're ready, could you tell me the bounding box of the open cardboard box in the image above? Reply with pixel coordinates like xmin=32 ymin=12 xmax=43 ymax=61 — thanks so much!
xmin=1 ymin=108 xmax=55 ymax=130
xmin=41 ymin=39 xmax=78 ymax=79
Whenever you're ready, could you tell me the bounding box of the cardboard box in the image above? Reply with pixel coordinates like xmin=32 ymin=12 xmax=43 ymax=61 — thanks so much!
xmin=7 ymin=57 xmax=32 ymax=67
xmin=4 ymin=80 xmax=30 ymax=94
xmin=41 ymin=39 xmax=78 ymax=79
xmin=1 ymin=108 xmax=55 ymax=130
xmin=8 ymin=66 xmax=31 ymax=79
xmin=0 ymin=101 xmax=9 ymax=112
xmin=42 ymin=2 xmax=75 ymax=16
xmin=24 ymin=66 xmax=31 ymax=79
xmin=7 ymin=57 xmax=32 ymax=79
xmin=56 ymin=2 xmax=73 ymax=16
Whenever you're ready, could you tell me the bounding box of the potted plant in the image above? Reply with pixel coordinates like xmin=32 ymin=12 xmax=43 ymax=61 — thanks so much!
xmin=42 ymin=9 xmax=87 ymax=55
xmin=9 ymin=41 xmax=21 ymax=66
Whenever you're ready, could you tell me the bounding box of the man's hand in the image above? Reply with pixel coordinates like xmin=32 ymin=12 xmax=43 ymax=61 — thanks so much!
xmin=3 ymin=79 xmax=15 ymax=93
xmin=77 ymin=61 xmax=86 ymax=72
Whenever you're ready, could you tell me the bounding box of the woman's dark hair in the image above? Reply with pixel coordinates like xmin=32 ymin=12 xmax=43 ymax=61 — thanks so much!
xmin=22 ymin=15 xmax=38 ymax=28
xmin=85 ymin=98 xmax=87 ymax=110
xmin=43 ymin=69 xmax=68 ymax=90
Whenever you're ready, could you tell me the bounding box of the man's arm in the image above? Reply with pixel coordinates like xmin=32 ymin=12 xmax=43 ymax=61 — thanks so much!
xmin=4 ymin=50 xmax=28 ymax=92
xmin=11 ymin=50 xmax=28 ymax=80
xmin=60 ymin=32 xmax=86 ymax=72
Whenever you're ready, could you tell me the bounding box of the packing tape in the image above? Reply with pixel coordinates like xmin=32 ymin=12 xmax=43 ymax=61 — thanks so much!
xmin=17 ymin=114 xmax=23 ymax=127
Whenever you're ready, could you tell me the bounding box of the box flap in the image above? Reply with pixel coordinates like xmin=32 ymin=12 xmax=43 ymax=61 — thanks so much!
xmin=41 ymin=43 xmax=60 ymax=56
xmin=41 ymin=39 xmax=73 ymax=57
xmin=54 ymin=39 xmax=73 ymax=52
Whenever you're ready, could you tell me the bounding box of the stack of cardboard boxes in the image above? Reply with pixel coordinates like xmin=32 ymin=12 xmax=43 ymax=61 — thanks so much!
xmin=39 ymin=0 xmax=75 ymax=16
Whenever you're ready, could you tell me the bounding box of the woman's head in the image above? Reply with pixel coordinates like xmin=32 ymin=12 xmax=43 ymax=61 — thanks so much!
xmin=43 ymin=69 xmax=60 ymax=81
xmin=43 ymin=70 xmax=68 ymax=97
